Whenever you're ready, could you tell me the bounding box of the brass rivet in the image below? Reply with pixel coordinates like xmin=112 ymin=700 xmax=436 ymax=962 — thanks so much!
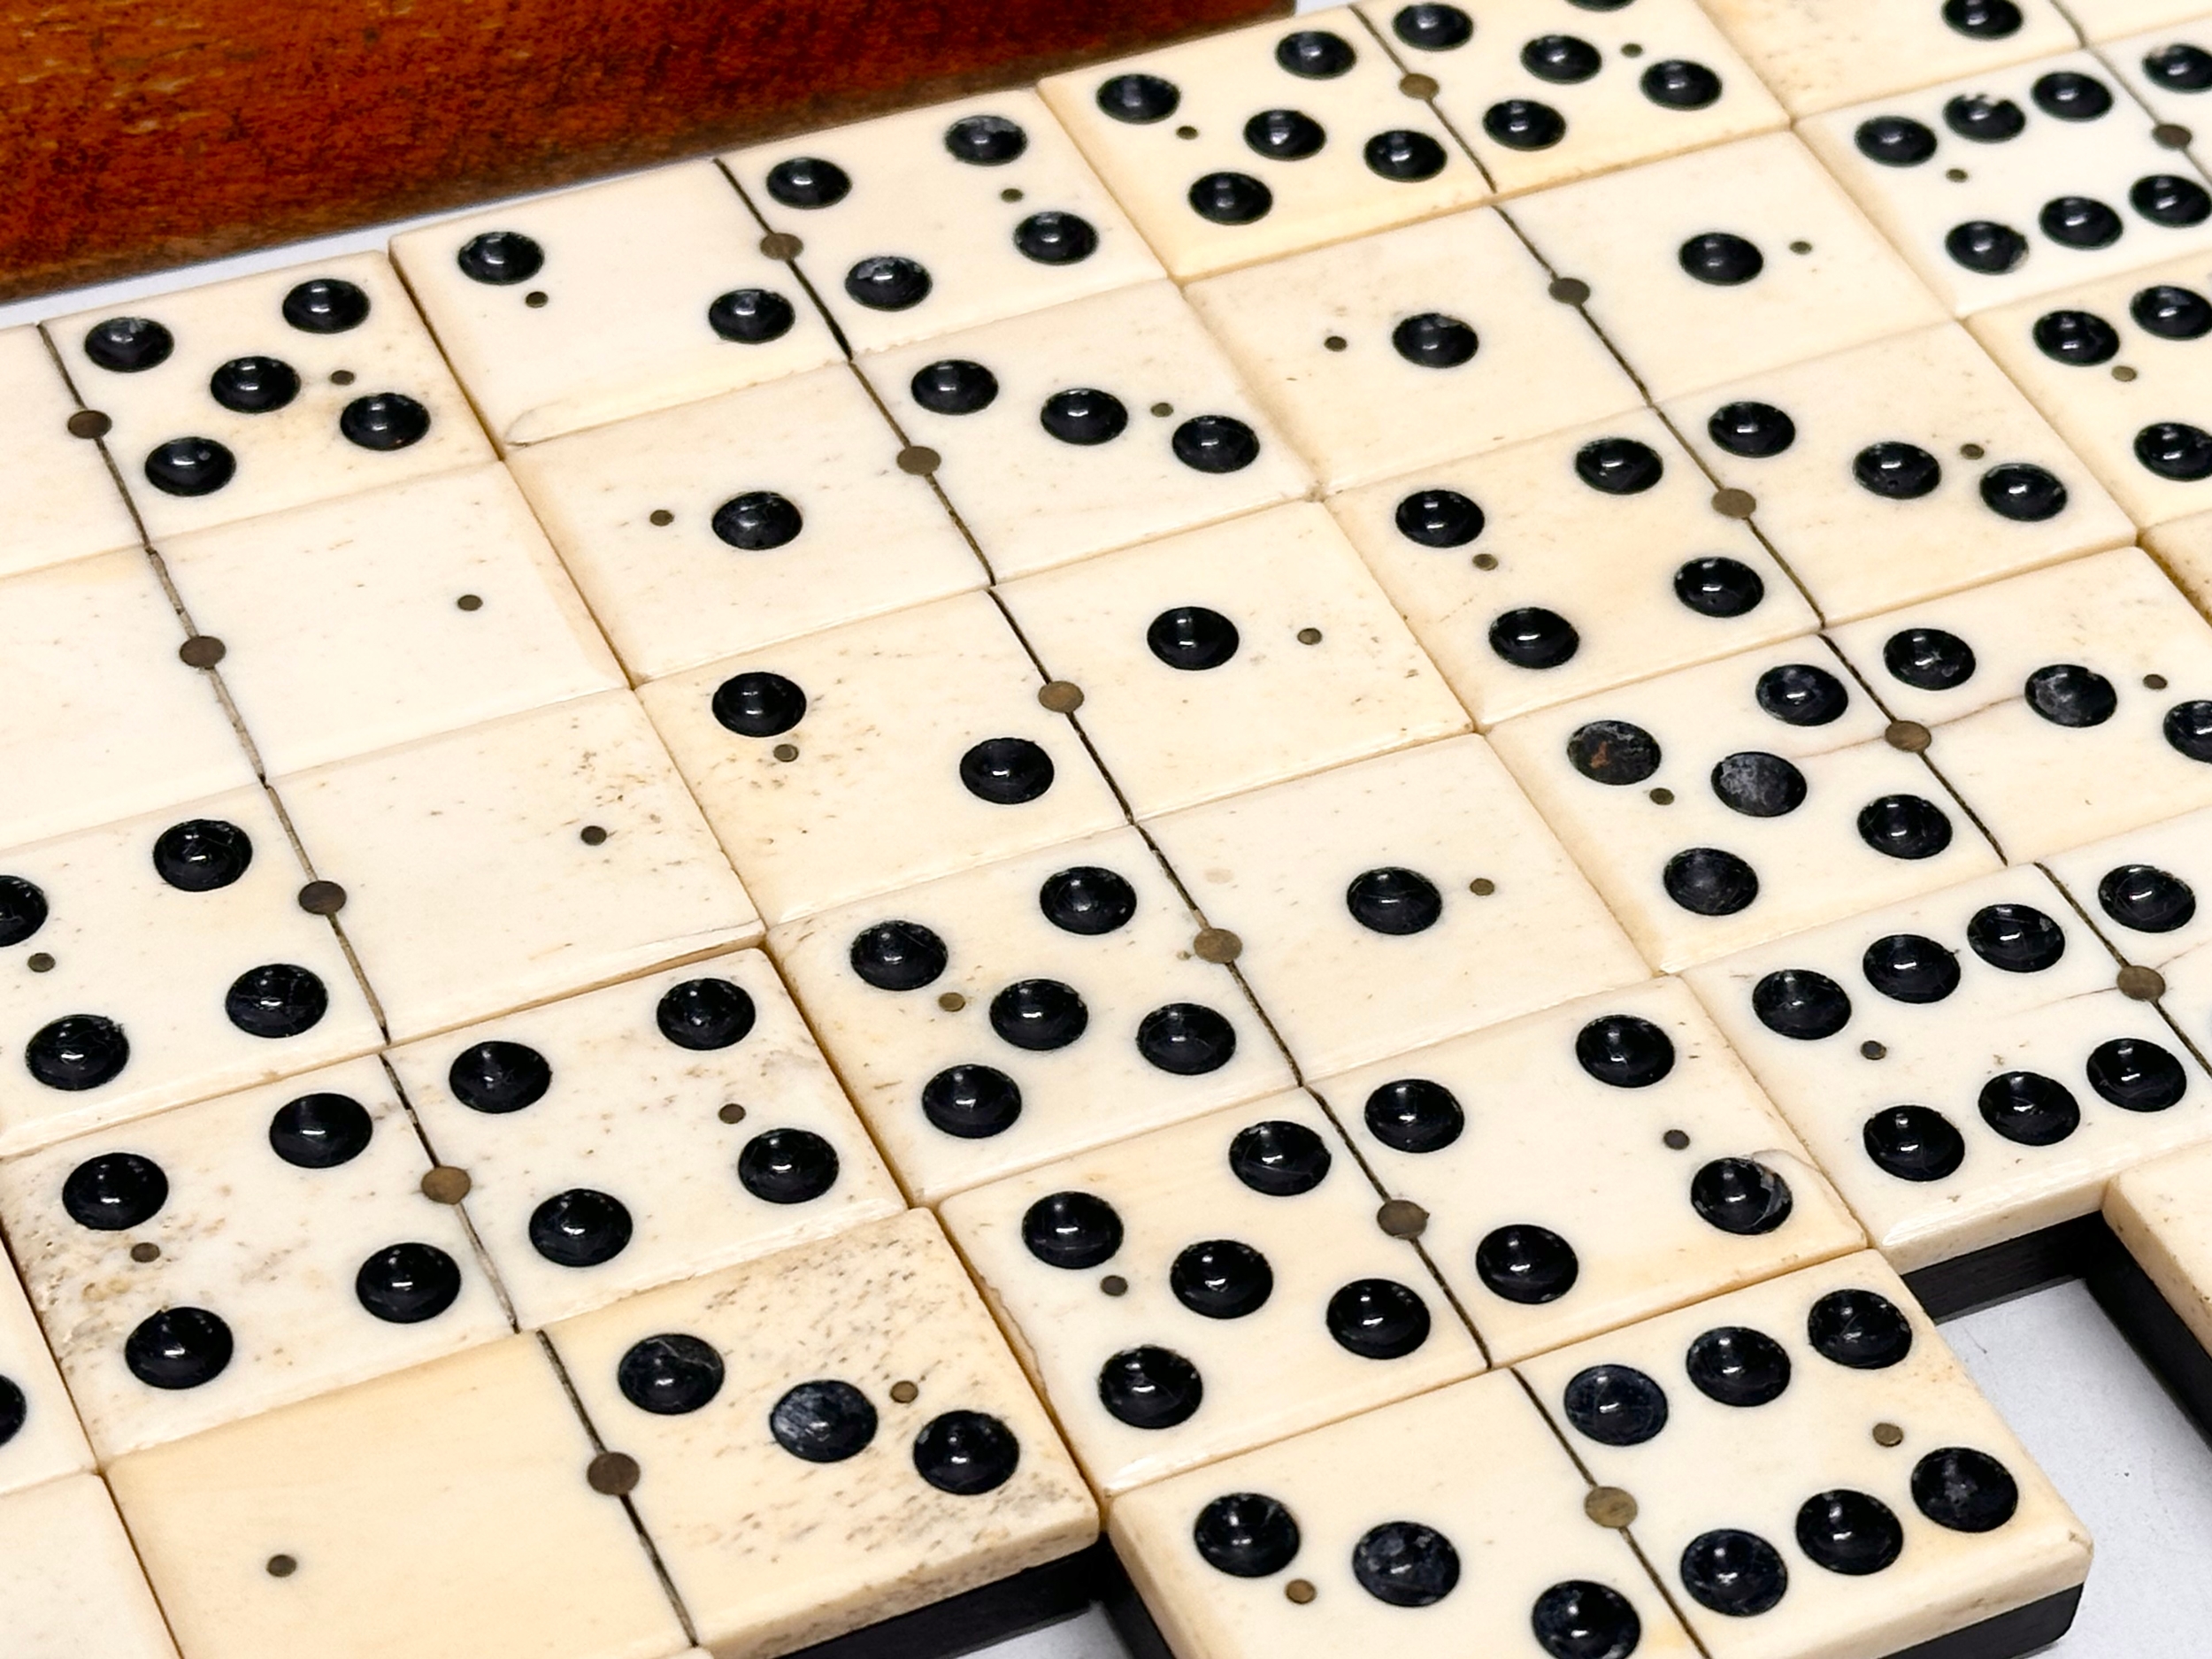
xmin=297 ymin=880 xmax=347 ymax=916
xmin=649 ymin=509 xmax=674 ymax=526
xmin=1038 ymin=680 xmax=1086 ymax=713
xmin=1789 ymin=240 xmax=1813 ymax=255
xmin=1285 ymin=1579 xmax=1317 ymax=1604
xmin=938 ymin=991 xmax=968 ymax=1011
xmin=2119 ymin=964 xmax=2168 ymax=1002
xmin=1711 ymin=487 xmax=1756 ymax=518
xmin=1862 ymin=1040 xmax=1887 ymax=1060
xmin=421 ymin=1166 xmax=472 ymax=1204
xmin=2147 ymin=673 xmax=2170 ymax=690
xmin=65 ymin=410 xmax=111 ymax=440
xmin=772 ymin=743 xmax=800 ymax=763
xmin=1399 ymin=72 xmax=1439 ymax=99
xmin=1101 ymin=1274 xmax=1129 ymax=1296
xmin=329 ymin=369 xmax=356 ymax=386
xmin=26 ymin=952 xmax=54 ymax=973
xmin=1886 ymin=720 xmax=1932 ymax=754
xmin=1324 ymin=334 xmax=1348 ymax=351
xmin=179 ymin=635 xmax=227 ymax=669
xmin=580 ymin=825 xmax=610 ymax=845
xmin=525 ymin=290 xmax=549 ymax=308
xmin=1959 ymin=442 xmax=1985 ymax=460
xmin=718 ymin=1102 xmax=748 ymax=1124
xmin=1618 ymin=41 xmax=1643 ymax=56
xmin=2115 ymin=365 xmax=2139 ymax=381
xmin=1002 ymin=187 xmax=1024 ymax=203
xmin=1377 ymin=1198 xmax=1428 ymax=1240
xmin=2156 ymin=123 xmax=2194 ymax=149
xmin=1150 ymin=402 xmax=1174 ymax=418
xmin=1296 ymin=626 xmax=1323 ymax=645
xmin=890 ymin=1380 xmax=920 ymax=1404
xmin=896 ymin=444 xmax=941 ymax=476
xmin=1469 ymin=878 xmax=1495 ymax=896
xmin=1873 ymin=1422 xmax=1905 ymax=1448
xmin=1548 ymin=277 xmax=1591 ymax=305
xmin=456 ymin=594 xmax=484 ymax=611
xmin=266 ymin=1554 xmax=297 ymax=1578
xmin=1175 ymin=125 xmax=1199 ymax=140
xmin=1663 ymin=1128 xmax=1690 ymax=1150
xmin=588 ymin=1451 xmax=641 ymax=1495
xmin=760 ymin=231 xmax=803 ymax=260
xmin=130 ymin=1241 xmax=160 ymax=1263
xmin=1946 ymin=166 xmax=1969 ymax=181
xmin=1472 ymin=552 xmax=1499 ymax=572
xmin=1585 ymin=1486 xmax=1638 ymax=1528
xmin=1194 ymin=927 xmax=1242 ymax=964
xmin=1648 ymin=787 xmax=1675 ymax=805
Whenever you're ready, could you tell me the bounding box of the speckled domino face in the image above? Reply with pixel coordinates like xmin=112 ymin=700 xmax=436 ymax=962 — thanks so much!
xmin=389 ymin=160 xmax=842 ymax=449
xmin=1508 ymin=132 xmax=1947 ymax=401
xmin=0 ymin=1475 xmax=180 ymax=1659
xmin=939 ymin=1094 xmax=1481 ymax=1494
xmin=2068 ymin=0 xmax=2212 ymax=43
xmin=727 ymin=89 xmax=1164 ymax=357
xmin=2104 ymin=1139 xmax=2212 ymax=1352
xmin=154 ymin=464 xmax=625 ymax=776
xmin=1181 ymin=208 xmax=1644 ymax=493
xmin=1521 ymin=1251 xmax=2092 ymax=1659
xmin=0 ymin=786 xmax=380 ymax=1159
xmin=49 ymin=253 xmax=491 ymax=538
xmin=387 ymin=950 xmax=902 ymax=1329
xmin=638 ymin=591 xmax=1122 ymax=926
xmin=0 ymin=1240 xmax=90 ymax=1500
xmin=1489 ymin=639 xmax=2000 ymax=973
xmin=2145 ymin=503 xmax=2212 ymax=613
xmin=1967 ymin=248 xmax=2212 ymax=527
xmin=0 ymin=326 xmax=140 ymax=581
xmin=1314 ymin=977 xmax=1863 ymax=1364
xmin=2103 ymin=17 xmax=2212 ymax=133
xmin=1330 ymin=407 xmax=1814 ymax=727
xmin=1801 ymin=52 xmax=2212 ymax=318
xmin=862 ymin=280 xmax=1310 ymax=581
xmin=1696 ymin=0 xmax=2079 ymax=117
xmin=0 ymin=1056 xmax=507 ymax=1460
xmin=1363 ymin=0 xmax=1786 ymax=198
xmin=1686 ymin=864 xmax=2212 ymax=1271
xmin=1662 ymin=323 xmax=2132 ymax=625
xmin=277 ymin=691 xmax=759 ymax=1043
xmin=505 ymin=364 xmax=987 ymax=683
xmin=2045 ymin=803 xmax=2212 ymax=1041
xmin=1114 ymin=1370 xmax=1701 ymax=1659
xmin=996 ymin=503 xmax=1468 ymax=818
xmin=1829 ymin=548 xmax=2212 ymax=862
xmin=1037 ymin=8 xmax=1488 ymax=282
xmin=546 ymin=1210 xmax=1097 ymax=1656
xmin=0 ymin=549 xmax=255 ymax=854
xmin=105 ymin=1336 xmax=686 ymax=1659
xmin=770 ymin=827 xmax=1293 ymax=1205
xmin=1145 ymin=735 xmax=1647 ymax=1078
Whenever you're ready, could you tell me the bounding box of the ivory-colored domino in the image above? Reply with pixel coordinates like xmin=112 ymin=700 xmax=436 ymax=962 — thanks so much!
xmin=277 ymin=691 xmax=759 ymax=1042
xmin=156 ymin=463 xmax=624 ymax=775
xmin=1488 ymin=640 xmax=2001 ymax=973
xmin=1144 ymin=735 xmax=1648 ymax=1079
xmin=2045 ymin=803 xmax=2212 ymax=1038
xmin=1181 ymin=208 xmax=1644 ymax=493
xmin=996 ymin=503 xmax=1469 ymax=818
xmin=0 ymin=547 xmax=255 ymax=852
xmin=547 ymin=1210 xmax=1098 ymax=1657
xmin=389 ymin=161 xmax=843 ymax=449
xmin=1329 ymin=407 xmax=1815 ymax=727
xmin=0 ymin=785 xmax=381 ymax=1158
xmin=0 ymin=1248 xmax=92 ymax=1498
xmin=0 ymin=1474 xmax=181 ymax=1659
xmin=1801 ymin=52 xmax=2212 ymax=318
xmin=862 ymin=280 xmax=1311 ymax=581
xmin=0 ymin=1056 xmax=509 ymax=1461
xmin=1663 ymin=324 xmax=2132 ymax=623
xmin=1037 ymin=9 xmax=1489 ymax=281
xmin=2072 ymin=0 xmax=2212 ymax=45
xmin=770 ymin=827 xmax=1294 ymax=1205
xmin=1109 ymin=1369 xmax=1699 ymax=1659
xmin=1520 ymin=1251 xmax=2093 ymax=1659
xmin=387 ymin=950 xmax=903 ymax=1329
xmin=2102 ymin=15 xmax=2212 ymax=136
xmin=0 ymin=324 xmax=141 ymax=580
xmin=2105 ymin=1139 xmax=2212 ymax=1352
xmin=1695 ymin=0 xmax=2080 ymax=116
xmin=106 ymin=1335 xmax=687 ymax=1659
xmin=940 ymin=1094 xmax=1482 ymax=1495
xmin=1828 ymin=547 xmax=2212 ymax=861
xmin=1966 ymin=249 xmax=2212 ymax=528
xmin=637 ymin=591 xmax=1123 ymax=926
xmin=49 ymin=251 xmax=492 ymax=538
xmin=727 ymin=90 xmax=1164 ymax=356
xmin=1363 ymin=0 xmax=1786 ymax=197
xmin=1314 ymin=977 xmax=1864 ymax=1364
xmin=2145 ymin=502 xmax=2212 ymax=616
xmin=1686 ymin=864 xmax=2212 ymax=1271
xmin=505 ymin=364 xmax=986 ymax=683
xmin=1508 ymin=132 xmax=1947 ymax=401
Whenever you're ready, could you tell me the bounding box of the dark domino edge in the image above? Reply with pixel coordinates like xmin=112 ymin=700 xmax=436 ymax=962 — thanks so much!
xmin=1904 ymin=1214 xmax=2110 ymax=1323
xmin=1883 ymin=1584 xmax=2085 ymax=1659
xmin=784 ymin=1538 xmax=1104 ymax=1659
xmin=2084 ymin=1217 xmax=2212 ymax=1441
